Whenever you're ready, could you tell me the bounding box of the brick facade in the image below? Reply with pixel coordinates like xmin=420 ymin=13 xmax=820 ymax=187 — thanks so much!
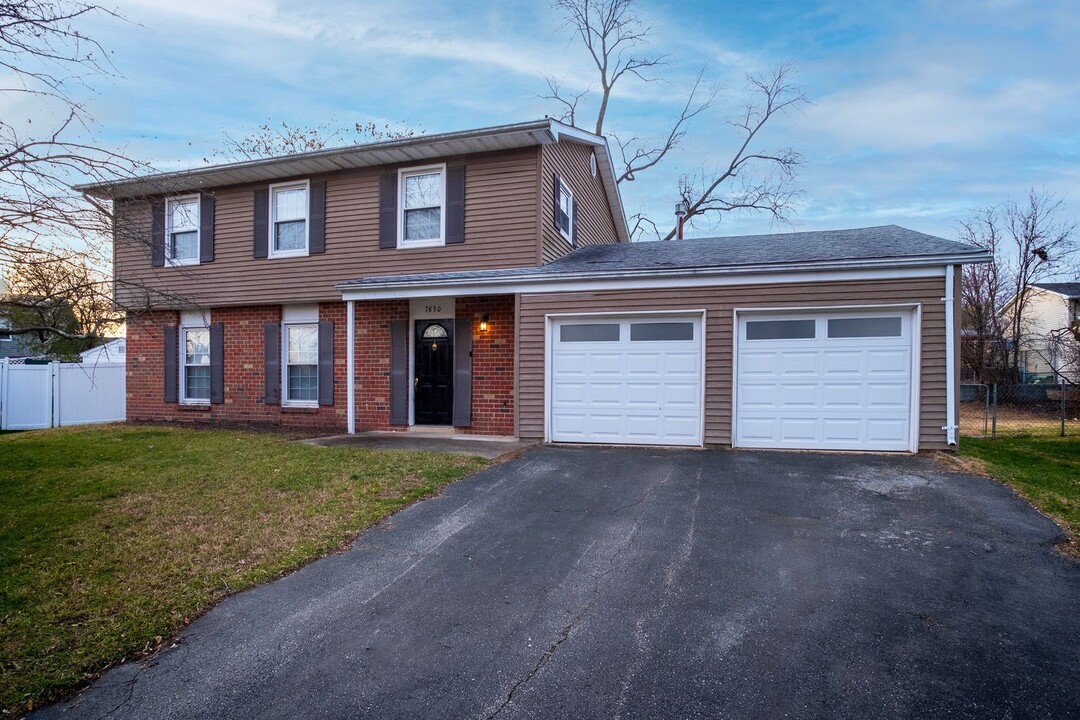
xmin=127 ymin=295 xmax=517 ymax=436
xmin=456 ymin=296 xmax=516 ymax=436
xmin=355 ymin=299 xmax=409 ymax=431
xmin=126 ymin=303 xmax=348 ymax=430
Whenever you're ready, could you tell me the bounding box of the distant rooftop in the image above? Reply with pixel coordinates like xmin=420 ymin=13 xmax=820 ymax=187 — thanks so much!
xmin=1031 ymin=282 xmax=1080 ymax=298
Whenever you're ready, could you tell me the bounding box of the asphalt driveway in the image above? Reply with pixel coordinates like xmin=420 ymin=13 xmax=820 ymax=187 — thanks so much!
xmin=36 ymin=447 xmax=1080 ymax=719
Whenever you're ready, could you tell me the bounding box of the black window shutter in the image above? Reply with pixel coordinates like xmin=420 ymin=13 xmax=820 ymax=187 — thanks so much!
xmin=317 ymin=319 xmax=334 ymax=406
xmin=389 ymin=319 xmax=408 ymax=424
xmin=200 ymin=194 xmax=216 ymax=263
xmin=253 ymin=189 xmax=269 ymax=258
xmin=378 ymin=172 xmax=398 ymax=249
xmin=571 ymin=195 xmax=578 ymax=247
xmin=453 ymin=319 xmax=472 ymax=427
xmin=309 ymin=180 xmax=327 ymax=254
xmin=210 ymin=322 xmax=224 ymax=404
xmin=163 ymin=325 xmax=178 ymax=402
xmin=552 ymin=174 xmax=561 ymax=231
xmin=264 ymin=322 xmax=280 ymax=404
xmin=445 ymin=164 xmax=466 ymax=245
xmin=151 ymin=202 xmax=166 ymax=267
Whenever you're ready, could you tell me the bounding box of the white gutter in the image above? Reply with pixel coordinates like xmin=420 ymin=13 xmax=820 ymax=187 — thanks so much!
xmin=346 ymin=300 xmax=356 ymax=435
xmin=944 ymin=265 xmax=957 ymax=446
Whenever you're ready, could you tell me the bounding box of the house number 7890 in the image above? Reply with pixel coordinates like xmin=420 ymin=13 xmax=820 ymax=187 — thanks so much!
xmin=425 ymin=305 xmax=442 ymax=313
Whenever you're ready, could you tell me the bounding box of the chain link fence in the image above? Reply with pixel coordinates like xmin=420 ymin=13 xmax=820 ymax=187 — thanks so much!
xmin=960 ymin=383 xmax=1078 ymax=438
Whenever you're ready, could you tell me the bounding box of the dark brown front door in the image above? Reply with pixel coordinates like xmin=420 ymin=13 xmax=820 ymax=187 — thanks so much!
xmin=414 ymin=320 xmax=453 ymax=425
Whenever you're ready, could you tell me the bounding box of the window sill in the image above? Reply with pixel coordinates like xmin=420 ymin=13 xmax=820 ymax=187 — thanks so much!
xmin=397 ymin=240 xmax=445 ymax=250
xmin=167 ymin=258 xmax=200 ymax=267
xmin=178 ymin=403 xmax=211 ymax=411
xmin=268 ymin=249 xmax=309 ymax=260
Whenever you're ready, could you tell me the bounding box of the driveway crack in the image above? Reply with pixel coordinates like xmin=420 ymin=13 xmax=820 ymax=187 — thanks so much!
xmin=481 ymin=470 xmax=674 ymax=719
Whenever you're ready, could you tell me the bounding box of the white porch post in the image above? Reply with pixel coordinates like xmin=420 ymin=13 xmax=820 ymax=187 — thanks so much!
xmin=347 ymin=299 xmax=356 ymax=435
xmin=944 ymin=265 xmax=957 ymax=446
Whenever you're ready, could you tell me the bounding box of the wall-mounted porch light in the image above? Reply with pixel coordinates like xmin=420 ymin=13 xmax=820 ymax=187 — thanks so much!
xmin=479 ymin=314 xmax=490 ymax=333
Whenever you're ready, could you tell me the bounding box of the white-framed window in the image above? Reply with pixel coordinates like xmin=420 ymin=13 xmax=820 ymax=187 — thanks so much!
xmin=166 ymin=196 xmax=200 ymax=265
xmin=556 ymin=178 xmax=574 ymax=243
xmin=181 ymin=326 xmax=210 ymax=403
xmin=269 ymin=181 xmax=309 ymax=258
xmin=0 ymin=317 xmax=12 ymax=342
xmin=283 ymin=323 xmax=318 ymax=406
xmin=398 ymin=164 xmax=446 ymax=248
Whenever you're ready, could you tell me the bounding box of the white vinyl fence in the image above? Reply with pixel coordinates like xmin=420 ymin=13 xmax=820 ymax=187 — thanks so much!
xmin=0 ymin=359 xmax=126 ymax=430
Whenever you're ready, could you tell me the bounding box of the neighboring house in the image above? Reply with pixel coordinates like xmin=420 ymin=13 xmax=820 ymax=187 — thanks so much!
xmin=0 ymin=301 xmax=80 ymax=359
xmin=80 ymin=338 xmax=127 ymax=365
xmin=77 ymin=119 xmax=990 ymax=452
xmin=0 ymin=316 xmax=42 ymax=359
xmin=1003 ymin=282 xmax=1080 ymax=381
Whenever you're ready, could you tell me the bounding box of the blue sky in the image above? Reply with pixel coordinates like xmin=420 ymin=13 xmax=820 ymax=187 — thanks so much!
xmin=74 ymin=0 xmax=1079 ymax=242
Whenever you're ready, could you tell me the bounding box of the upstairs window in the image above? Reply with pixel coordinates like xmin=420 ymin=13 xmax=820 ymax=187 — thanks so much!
xmin=270 ymin=181 xmax=309 ymax=257
xmin=556 ymin=178 xmax=574 ymax=243
xmin=399 ymin=165 xmax=445 ymax=247
xmin=167 ymin=196 xmax=200 ymax=264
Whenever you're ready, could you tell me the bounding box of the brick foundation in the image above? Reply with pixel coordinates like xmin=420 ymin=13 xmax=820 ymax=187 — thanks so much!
xmin=127 ymin=295 xmax=517 ymax=435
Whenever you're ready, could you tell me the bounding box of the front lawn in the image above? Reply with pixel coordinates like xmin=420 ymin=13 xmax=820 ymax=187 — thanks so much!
xmin=0 ymin=425 xmax=487 ymax=715
xmin=960 ymin=436 xmax=1080 ymax=556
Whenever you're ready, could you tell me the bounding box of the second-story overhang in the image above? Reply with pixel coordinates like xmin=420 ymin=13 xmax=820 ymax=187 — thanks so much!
xmin=73 ymin=118 xmax=630 ymax=242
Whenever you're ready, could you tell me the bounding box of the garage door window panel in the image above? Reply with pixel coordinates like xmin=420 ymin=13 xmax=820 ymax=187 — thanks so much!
xmin=745 ymin=319 xmax=815 ymax=340
xmin=828 ymin=317 xmax=902 ymax=339
xmin=630 ymin=322 xmax=694 ymax=342
xmin=560 ymin=323 xmax=620 ymax=343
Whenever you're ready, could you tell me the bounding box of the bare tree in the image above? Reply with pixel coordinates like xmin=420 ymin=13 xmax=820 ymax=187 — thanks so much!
xmin=958 ymin=206 xmax=1007 ymax=383
xmin=670 ymin=65 xmax=805 ymax=239
xmin=1 ymin=1 xmax=140 ymax=265
xmin=1 ymin=249 xmax=119 ymax=354
xmin=209 ymin=120 xmax=421 ymax=163
xmin=1000 ymin=190 xmax=1078 ymax=379
xmin=546 ymin=0 xmax=806 ymax=240
xmin=958 ymin=191 xmax=1078 ymax=383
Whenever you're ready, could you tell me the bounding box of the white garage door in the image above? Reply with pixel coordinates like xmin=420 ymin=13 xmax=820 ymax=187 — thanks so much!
xmin=736 ymin=310 xmax=915 ymax=451
xmin=550 ymin=316 xmax=703 ymax=446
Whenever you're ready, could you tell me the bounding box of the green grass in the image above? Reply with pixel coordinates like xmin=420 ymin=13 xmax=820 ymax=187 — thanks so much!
xmin=0 ymin=424 xmax=487 ymax=715
xmin=960 ymin=436 xmax=1080 ymax=555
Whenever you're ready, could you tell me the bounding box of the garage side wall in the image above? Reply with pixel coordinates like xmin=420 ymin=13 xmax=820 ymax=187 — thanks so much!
xmin=517 ymin=275 xmax=951 ymax=451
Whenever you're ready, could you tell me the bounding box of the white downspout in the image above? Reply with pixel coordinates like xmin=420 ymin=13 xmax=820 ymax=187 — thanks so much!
xmin=347 ymin=300 xmax=356 ymax=435
xmin=944 ymin=265 xmax=957 ymax=446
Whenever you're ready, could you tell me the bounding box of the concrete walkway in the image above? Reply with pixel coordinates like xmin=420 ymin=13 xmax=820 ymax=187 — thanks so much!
xmin=298 ymin=430 xmax=535 ymax=459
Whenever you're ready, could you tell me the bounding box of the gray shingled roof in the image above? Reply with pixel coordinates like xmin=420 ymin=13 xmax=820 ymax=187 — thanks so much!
xmin=1032 ymin=282 xmax=1080 ymax=298
xmin=337 ymin=225 xmax=989 ymax=290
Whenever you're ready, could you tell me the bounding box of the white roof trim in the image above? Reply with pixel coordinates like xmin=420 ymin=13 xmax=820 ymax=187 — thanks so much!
xmin=549 ymin=121 xmax=629 ymax=243
xmin=340 ymin=261 xmax=955 ymax=301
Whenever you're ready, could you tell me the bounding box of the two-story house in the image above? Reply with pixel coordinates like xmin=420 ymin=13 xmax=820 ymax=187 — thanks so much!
xmin=78 ymin=119 xmax=990 ymax=452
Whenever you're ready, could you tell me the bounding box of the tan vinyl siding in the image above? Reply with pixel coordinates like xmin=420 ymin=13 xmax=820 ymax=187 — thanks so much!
xmin=114 ymin=148 xmax=540 ymax=308
xmin=539 ymin=141 xmax=620 ymax=263
xmin=517 ymin=275 xmax=952 ymax=451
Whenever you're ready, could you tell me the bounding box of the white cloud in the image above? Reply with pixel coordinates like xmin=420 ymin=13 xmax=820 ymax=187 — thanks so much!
xmin=802 ymin=69 xmax=1061 ymax=151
